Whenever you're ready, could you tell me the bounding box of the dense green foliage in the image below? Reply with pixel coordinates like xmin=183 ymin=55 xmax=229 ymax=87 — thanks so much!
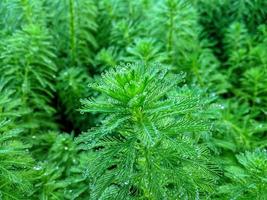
xmin=0 ymin=0 xmax=266 ymax=199
xmin=77 ymin=63 xmax=219 ymax=199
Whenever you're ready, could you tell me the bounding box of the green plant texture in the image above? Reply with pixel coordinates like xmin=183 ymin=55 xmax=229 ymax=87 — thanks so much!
xmin=0 ymin=0 xmax=266 ymax=199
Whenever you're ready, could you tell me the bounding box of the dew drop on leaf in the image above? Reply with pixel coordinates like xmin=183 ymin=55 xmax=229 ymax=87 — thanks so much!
xmin=33 ymin=165 xmax=42 ymax=171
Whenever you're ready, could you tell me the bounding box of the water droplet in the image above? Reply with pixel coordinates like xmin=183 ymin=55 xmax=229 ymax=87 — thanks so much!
xmin=179 ymin=192 xmax=184 ymax=197
xmin=83 ymin=169 xmax=89 ymax=178
xmin=33 ymin=165 xmax=42 ymax=171
xmin=218 ymin=104 xmax=225 ymax=109
xmin=64 ymin=146 xmax=68 ymax=150
xmin=255 ymin=98 xmax=261 ymax=103
xmin=195 ymin=189 xmax=199 ymax=200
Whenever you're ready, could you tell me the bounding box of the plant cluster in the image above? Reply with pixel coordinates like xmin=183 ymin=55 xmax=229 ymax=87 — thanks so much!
xmin=0 ymin=0 xmax=266 ymax=199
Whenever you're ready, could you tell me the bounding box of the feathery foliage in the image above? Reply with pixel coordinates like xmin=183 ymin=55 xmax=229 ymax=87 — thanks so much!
xmin=219 ymin=149 xmax=267 ymax=199
xmin=30 ymin=132 xmax=90 ymax=199
xmin=1 ymin=0 xmax=267 ymax=199
xmin=0 ymin=82 xmax=34 ymax=199
xmin=57 ymin=67 xmax=92 ymax=131
xmin=77 ymin=63 xmax=219 ymax=199
xmin=0 ymin=24 xmax=57 ymax=130
xmin=42 ymin=0 xmax=98 ymax=67
xmin=152 ymin=0 xmax=199 ymax=66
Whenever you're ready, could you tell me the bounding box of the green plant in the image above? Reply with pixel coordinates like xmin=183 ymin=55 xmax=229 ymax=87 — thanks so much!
xmin=1 ymin=0 xmax=267 ymax=199
xmin=223 ymin=22 xmax=250 ymax=82
xmin=123 ymin=38 xmax=168 ymax=64
xmin=152 ymin=0 xmax=200 ymax=66
xmin=57 ymin=67 xmax=92 ymax=131
xmin=94 ymin=47 xmax=121 ymax=71
xmin=42 ymin=0 xmax=98 ymax=67
xmin=77 ymin=63 xmax=219 ymax=199
xmin=0 ymin=81 xmax=34 ymax=199
xmin=30 ymin=132 xmax=90 ymax=200
xmin=0 ymin=24 xmax=58 ymax=131
xmin=219 ymin=149 xmax=267 ymax=199
xmin=213 ymin=100 xmax=267 ymax=152
xmin=30 ymin=132 xmax=69 ymax=200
